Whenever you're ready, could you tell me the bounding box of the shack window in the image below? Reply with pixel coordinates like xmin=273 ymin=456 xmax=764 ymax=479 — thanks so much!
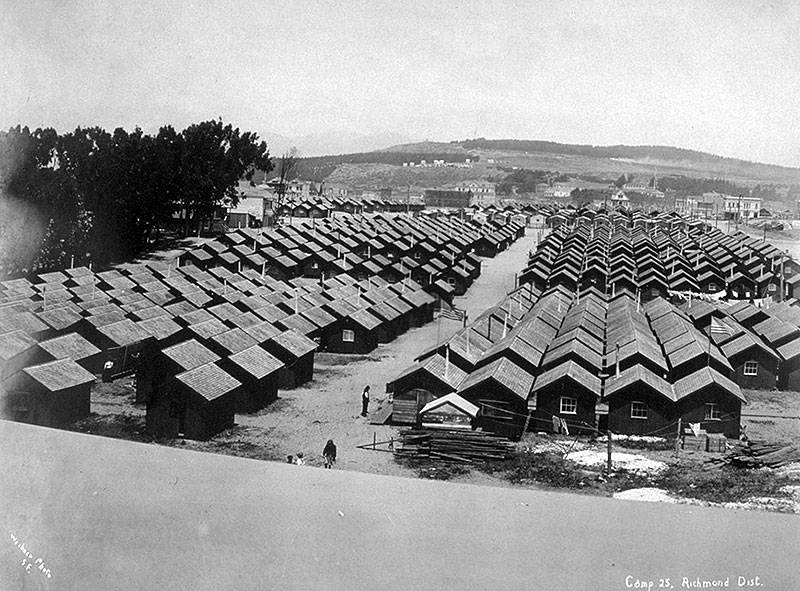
xmin=630 ymin=401 xmax=648 ymax=420
xmin=768 ymin=283 xmax=777 ymax=293
xmin=704 ymin=403 xmax=721 ymax=420
xmin=708 ymin=283 xmax=718 ymax=292
xmin=559 ymin=396 xmax=577 ymax=415
xmin=342 ymin=329 xmax=355 ymax=342
xmin=743 ymin=361 xmax=758 ymax=376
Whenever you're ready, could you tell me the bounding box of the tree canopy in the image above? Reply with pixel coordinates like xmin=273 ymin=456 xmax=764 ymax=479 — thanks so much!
xmin=0 ymin=121 xmax=272 ymax=278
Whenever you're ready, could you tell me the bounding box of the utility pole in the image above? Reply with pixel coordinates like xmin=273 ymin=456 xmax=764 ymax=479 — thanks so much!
xmin=674 ymin=417 xmax=682 ymax=457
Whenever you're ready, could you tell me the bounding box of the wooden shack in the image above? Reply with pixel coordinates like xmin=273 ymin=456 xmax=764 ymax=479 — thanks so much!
xmin=262 ymin=329 xmax=317 ymax=388
xmin=1 ymin=359 xmax=95 ymax=427
xmin=146 ymin=362 xmax=240 ymax=440
xmin=136 ymin=338 xmax=221 ymax=404
xmin=325 ymin=308 xmax=381 ymax=354
xmin=218 ymin=345 xmax=284 ymax=413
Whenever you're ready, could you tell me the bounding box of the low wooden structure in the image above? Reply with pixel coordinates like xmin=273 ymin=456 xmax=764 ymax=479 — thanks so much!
xmin=146 ymin=362 xmax=240 ymax=440
xmin=1 ymin=359 xmax=95 ymax=427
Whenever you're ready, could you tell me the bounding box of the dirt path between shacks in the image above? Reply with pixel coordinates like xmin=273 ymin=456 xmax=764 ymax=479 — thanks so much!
xmin=224 ymin=228 xmax=541 ymax=476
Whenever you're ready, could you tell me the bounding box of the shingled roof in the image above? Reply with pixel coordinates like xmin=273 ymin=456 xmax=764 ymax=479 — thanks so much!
xmin=176 ymin=363 xmax=240 ymax=402
xmin=162 ymin=339 xmax=221 ymax=370
xmin=458 ymin=357 xmax=534 ymax=402
xmin=22 ymin=358 xmax=96 ymax=391
xmin=673 ymin=367 xmax=745 ymax=402
xmin=228 ymin=345 xmax=284 ymax=379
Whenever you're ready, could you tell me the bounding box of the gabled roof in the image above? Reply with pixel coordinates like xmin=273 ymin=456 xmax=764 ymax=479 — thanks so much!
xmin=420 ymin=392 xmax=479 ymax=418
xmin=458 ymin=357 xmax=534 ymax=402
xmin=673 ymin=367 xmax=745 ymax=402
xmin=392 ymin=353 xmax=467 ymax=391
xmin=604 ymin=364 xmax=674 ymax=402
xmin=533 ymin=360 xmax=602 ymax=397
xmin=721 ymin=332 xmax=780 ymax=362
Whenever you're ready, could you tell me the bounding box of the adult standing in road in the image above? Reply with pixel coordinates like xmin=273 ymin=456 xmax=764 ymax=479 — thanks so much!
xmin=323 ymin=440 xmax=337 ymax=469
xmin=361 ymin=385 xmax=370 ymax=417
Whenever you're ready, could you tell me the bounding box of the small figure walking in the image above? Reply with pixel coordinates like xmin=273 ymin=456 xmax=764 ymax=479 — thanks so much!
xmin=361 ymin=385 xmax=370 ymax=417
xmin=323 ymin=439 xmax=337 ymax=469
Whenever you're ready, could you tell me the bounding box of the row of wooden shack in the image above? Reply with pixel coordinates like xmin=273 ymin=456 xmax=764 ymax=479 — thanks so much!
xmin=387 ymin=273 xmax=800 ymax=441
xmin=0 ymin=210 xmax=526 ymax=440
xmin=180 ymin=213 xmax=525 ymax=300
xmin=521 ymin=211 xmax=797 ymax=302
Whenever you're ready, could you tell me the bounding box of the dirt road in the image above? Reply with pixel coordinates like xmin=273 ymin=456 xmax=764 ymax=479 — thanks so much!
xmin=230 ymin=228 xmax=540 ymax=476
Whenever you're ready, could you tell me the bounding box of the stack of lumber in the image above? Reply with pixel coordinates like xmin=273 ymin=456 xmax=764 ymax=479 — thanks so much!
xmin=706 ymin=439 xmax=800 ymax=469
xmin=394 ymin=429 xmax=515 ymax=463
xmin=727 ymin=440 xmax=800 ymax=469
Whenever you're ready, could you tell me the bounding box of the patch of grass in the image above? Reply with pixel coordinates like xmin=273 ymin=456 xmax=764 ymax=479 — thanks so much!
xmin=69 ymin=412 xmax=148 ymax=441
xmin=612 ymin=437 xmax=674 ymax=452
xmin=654 ymin=464 xmax=790 ymax=504
xmin=500 ymin=451 xmax=596 ymax=489
xmin=396 ymin=457 xmax=471 ymax=480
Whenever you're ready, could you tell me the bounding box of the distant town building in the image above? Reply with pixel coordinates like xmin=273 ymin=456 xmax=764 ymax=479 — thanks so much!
xmin=424 ymin=189 xmax=471 ymax=208
xmin=452 ymin=181 xmax=497 ymax=206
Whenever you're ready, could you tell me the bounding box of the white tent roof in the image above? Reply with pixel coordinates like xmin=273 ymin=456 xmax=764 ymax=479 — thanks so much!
xmin=420 ymin=392 xmax=479 ymax=418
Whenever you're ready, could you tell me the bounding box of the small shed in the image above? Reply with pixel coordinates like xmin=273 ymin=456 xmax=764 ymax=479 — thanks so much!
xmin=326 ymin=308 xmax=381 ymax=354
xmin=218 ymin=345 xmax=284 ymax=413
xmin=263 ymin=329 xmax=318 ymax=388
xmin=2 ymin=359 xmax=95 ymax=427
xmin=146 ymin=362 xmax=240 ymax=440
xmin=137 ymin=339 xmax=221 ymax=404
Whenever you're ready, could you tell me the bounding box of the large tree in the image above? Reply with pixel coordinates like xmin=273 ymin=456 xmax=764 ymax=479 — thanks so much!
xmin=177 ymin=120 xmax=272 ymax=234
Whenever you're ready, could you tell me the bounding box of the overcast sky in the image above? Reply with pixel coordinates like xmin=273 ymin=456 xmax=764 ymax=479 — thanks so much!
xmin=2 ymin=1 xmax=800 ymax=165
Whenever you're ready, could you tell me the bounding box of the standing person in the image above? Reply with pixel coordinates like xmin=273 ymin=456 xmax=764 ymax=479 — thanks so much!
xmin=361 ymin=385 xmax=370 ymax=417
xmin=323 ymin=440 xmax=337 ymax=469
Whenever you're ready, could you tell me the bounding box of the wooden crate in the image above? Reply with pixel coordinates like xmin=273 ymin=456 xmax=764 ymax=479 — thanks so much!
xmin=683 ymin=435 xmax=707 ymax=451
xmin=707 ymin=434 xmax=727 ymax=453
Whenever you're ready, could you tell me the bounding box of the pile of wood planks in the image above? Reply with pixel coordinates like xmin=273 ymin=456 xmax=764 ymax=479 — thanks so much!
xmin=707 ymin=439 xmax=800 ymax=469
xmin=394 ymin=429 xmax=516 ymax=463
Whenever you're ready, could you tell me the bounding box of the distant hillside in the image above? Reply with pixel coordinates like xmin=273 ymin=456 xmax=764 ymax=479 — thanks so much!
xmin=290 ymin=137 xmax=800 ymax=189
xmin=449 ymin=139 xmax=800 ymax=184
